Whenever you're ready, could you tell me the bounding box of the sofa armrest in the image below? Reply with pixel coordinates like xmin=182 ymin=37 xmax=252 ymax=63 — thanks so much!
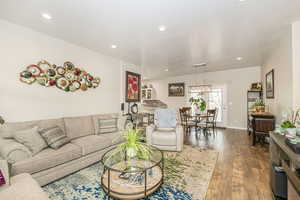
xmin=175 ymin=124 xmax=184 ymax=151
xmin=0 ymin=173 xmax=50 ymax=200
xmin=0 ymin=158 xmax=10 ymax=191
xmin=0 ymin=138 xmax=32 ymax=164
xmin=146 ymin=124 xmax=156 ymax=145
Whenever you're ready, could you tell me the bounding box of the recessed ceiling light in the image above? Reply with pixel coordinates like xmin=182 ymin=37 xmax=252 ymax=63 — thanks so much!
xmin=111 ymin=44 xmax=117 ymax=49
xmin=41 ymin=13 xmax=52 ymax=20
xmin=236 ymin=57 xmax=243 ymax=61
xmin=239 ymin=0 xmax=246 ymax=2
xmin=164 ymin=68 xmax=169 ymax=72
xmin=158 ymin=25 xmax=166 ymax=32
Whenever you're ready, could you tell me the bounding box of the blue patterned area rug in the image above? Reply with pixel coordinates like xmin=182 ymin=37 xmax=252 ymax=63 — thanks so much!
xmin=43 ymin=145 xmax=218 ymax=200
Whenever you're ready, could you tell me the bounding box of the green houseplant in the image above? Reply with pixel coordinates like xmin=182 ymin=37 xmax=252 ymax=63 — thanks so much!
xmin=281 ymin=108 xmax=300 ymax=136
xmin=252 ymin=99 xmax=265 ymax=112
xmin=109 ymin=128 xmax=153 ymax=170
xmin=189 ymin=97 xmax=207 ymax=112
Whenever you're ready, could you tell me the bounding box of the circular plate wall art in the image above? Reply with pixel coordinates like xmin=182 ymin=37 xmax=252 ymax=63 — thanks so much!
xmin=19 ymin=60 xmax=101 ymax=92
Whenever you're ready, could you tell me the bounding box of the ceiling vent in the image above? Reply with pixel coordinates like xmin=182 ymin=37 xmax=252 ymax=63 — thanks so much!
xmin=193 ymin=63 xmax=207 ymax=68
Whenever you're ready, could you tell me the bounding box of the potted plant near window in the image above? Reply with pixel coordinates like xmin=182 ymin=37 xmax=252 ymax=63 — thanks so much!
xmin=189 ymin=97 xmax=207 ymax=113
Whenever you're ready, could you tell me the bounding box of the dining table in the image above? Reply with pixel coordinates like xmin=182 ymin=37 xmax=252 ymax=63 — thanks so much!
xmin=187 ymin=113 xmax=210 ymax=134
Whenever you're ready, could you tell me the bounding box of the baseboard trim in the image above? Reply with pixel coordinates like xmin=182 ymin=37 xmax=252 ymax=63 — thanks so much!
xmin=226 ymin=126 xmax=247 ymax=130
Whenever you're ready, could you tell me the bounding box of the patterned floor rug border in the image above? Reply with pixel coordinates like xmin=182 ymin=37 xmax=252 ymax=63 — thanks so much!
xmin=44 ymin=145 xmax=218 ymax=200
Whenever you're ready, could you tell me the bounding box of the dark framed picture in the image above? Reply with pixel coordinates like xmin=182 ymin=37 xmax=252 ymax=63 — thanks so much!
xmin=125 ymin=71 xmax=141 ymax=102
xmin=168 ymin=82 xmax=185 ymax=97
xmin=251 ymin=82 xmax=262 ymax=91
xmin=266 ymin=69 xmax=274 ymax=99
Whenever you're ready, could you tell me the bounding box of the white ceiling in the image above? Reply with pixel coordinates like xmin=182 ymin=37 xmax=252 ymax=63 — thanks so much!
xmin=0 ymin=0 xmax=300 ymax=79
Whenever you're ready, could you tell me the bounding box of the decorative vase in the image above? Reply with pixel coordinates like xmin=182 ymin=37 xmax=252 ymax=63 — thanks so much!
xmin=126 ymin=147 xmax=137 ymax=159
xmin=286 ymin=128 xmax=297 ymax=137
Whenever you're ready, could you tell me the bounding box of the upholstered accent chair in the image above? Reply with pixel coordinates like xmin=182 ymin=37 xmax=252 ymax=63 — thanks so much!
xmin=146 ymin=109 xmax=183 ymax=152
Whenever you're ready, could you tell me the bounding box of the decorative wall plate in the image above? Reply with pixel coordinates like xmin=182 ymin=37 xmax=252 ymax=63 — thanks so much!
xmin=20 ymin=60 xmax=101 ymax=92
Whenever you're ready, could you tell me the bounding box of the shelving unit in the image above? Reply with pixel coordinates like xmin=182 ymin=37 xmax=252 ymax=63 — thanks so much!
xmin=247 ymin=90 xmax=263 ymax=133
xmin=142 ymin=88 xmax=153 ymax=101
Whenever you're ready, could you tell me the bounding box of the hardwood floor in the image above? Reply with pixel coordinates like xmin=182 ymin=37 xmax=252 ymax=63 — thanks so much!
xmin=184 ymin=128 xmax=273 ymax=200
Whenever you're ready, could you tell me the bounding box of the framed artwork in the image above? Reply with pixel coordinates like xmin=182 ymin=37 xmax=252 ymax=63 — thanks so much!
xmin=125 ymin=71 xmax=141 ymax=102
xmin=266 ymin=69 xmax=274 ymax=99
xmin=251 ymin=82 xmax=262 ymax=91
xmin=168 ymin=82 xmax=185 ymax=97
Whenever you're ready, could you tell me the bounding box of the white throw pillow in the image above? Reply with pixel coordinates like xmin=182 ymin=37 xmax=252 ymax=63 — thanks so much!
xmin=13 ymin=126 xmax=47 ymax=155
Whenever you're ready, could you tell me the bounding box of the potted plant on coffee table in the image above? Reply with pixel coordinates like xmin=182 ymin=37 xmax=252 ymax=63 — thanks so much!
xmin=109 ymin=128 xmax=153 ymax=172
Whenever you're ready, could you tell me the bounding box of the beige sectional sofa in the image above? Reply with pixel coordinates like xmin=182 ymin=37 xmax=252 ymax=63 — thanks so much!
xmin=0 ymin=113 xmax=126 ymax=186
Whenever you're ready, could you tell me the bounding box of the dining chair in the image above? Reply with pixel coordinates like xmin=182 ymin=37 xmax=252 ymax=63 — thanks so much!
xmin=197 ymin=108 xmax=217 ymax=135
xmin=179 ymin=107 xmax=196 ymax=135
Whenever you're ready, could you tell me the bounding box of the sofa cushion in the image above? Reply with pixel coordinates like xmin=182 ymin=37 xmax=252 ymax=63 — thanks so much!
xmin=0 ymin=118 xmax=65 ymax=139
xmin=39 ymin=126 xmax=70 ymax=149
xmin=0 ymin=138 xmax=32 ymax=164
xmin=0 ymin=173 xmax=50 ymax=200
xmin=71 ymin=135 xmax=111 ymax=155
xmin=13 ymin=126 xmax=48 ymax=156
xmin=151 ymin=131 xmax=177 ymax=146
xmin=101 ymin=131 xmax=125 ymax=146
xmin=64 ymin=116 xmax=94 ymax=140
xmin=11 ymin=143 xmax=82 ymax=175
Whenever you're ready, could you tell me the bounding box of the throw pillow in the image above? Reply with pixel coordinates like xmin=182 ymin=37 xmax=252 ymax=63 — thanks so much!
xmin=39 ymin=126 xmax=70 ymax=149
xmin=13 ymin=126 xmax=47 ymax=155
xmin=98 ymin=118 xmax=118 ymax=134
xmin=0 ymin=159 xmax=9 ymax=191
xmin=0 ymin=170 xmax=6 ymax=185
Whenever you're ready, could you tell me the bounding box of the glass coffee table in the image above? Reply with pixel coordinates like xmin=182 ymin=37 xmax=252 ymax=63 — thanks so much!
xmin=100 ymin=145 xmax=164 ymax=200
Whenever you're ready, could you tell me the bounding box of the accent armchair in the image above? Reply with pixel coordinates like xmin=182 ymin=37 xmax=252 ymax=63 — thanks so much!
xmin=146 ymin=109 xmax=184 ymax=152
xmin=0 ymin=158 xmax=50 ymax=200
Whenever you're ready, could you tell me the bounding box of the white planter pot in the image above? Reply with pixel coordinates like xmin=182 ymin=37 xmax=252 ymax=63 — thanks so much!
xmin=287 ymin=128 xmax=297 ymax=137
xmin=126 ymin=147 xmax=137 ymax=158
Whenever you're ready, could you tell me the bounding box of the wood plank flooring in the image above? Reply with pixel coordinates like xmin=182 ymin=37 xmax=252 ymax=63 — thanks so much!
xmin=184 ymin=128 xmax=273 ymax=200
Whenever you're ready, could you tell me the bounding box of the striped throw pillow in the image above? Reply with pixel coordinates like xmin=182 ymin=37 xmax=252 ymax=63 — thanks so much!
xmin=39 ymin=126 xmax=70 ymax=149
xmin=98 ymin=118 xmax=118 ymax=134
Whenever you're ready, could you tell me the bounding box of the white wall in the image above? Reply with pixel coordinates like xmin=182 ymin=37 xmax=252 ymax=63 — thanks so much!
xmin=292 ymin=22 xmax=300 ymax=110
xmin=145 ymin=66 xmax=261 ymax=129
xmin=261 ymin=27 xmax=293 ymax=122
xmin=0 ymin=19 xmax=139 ymax=122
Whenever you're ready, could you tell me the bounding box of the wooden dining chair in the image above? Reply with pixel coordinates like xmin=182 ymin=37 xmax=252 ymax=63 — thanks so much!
xmin=179 ymin=107 xmax=196 ymax=135
xmin=206 ymin=109 xmax=217 ymax=133
xmin=197 ymin=108 xmax=217 ymax=134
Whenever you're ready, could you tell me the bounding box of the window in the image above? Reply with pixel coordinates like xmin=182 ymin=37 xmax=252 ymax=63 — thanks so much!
xmin=188 ymin=85 xmax=223 ymax=122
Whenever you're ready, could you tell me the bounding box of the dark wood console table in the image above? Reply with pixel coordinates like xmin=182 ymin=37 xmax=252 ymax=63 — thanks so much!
xmin=270 ymin=132 xmax=300 ymax=199
xmin=250 ymin=112 xmax=275 ymax=145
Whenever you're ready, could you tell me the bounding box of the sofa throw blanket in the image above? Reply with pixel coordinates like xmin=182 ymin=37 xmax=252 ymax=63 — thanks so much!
xmin=154 ymin=109 xmax=177 ymax=128
xmin=98 ymin=118 xmax=118 ymax=134
xmin=0 ymin=170 xmax=5 ymax=185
